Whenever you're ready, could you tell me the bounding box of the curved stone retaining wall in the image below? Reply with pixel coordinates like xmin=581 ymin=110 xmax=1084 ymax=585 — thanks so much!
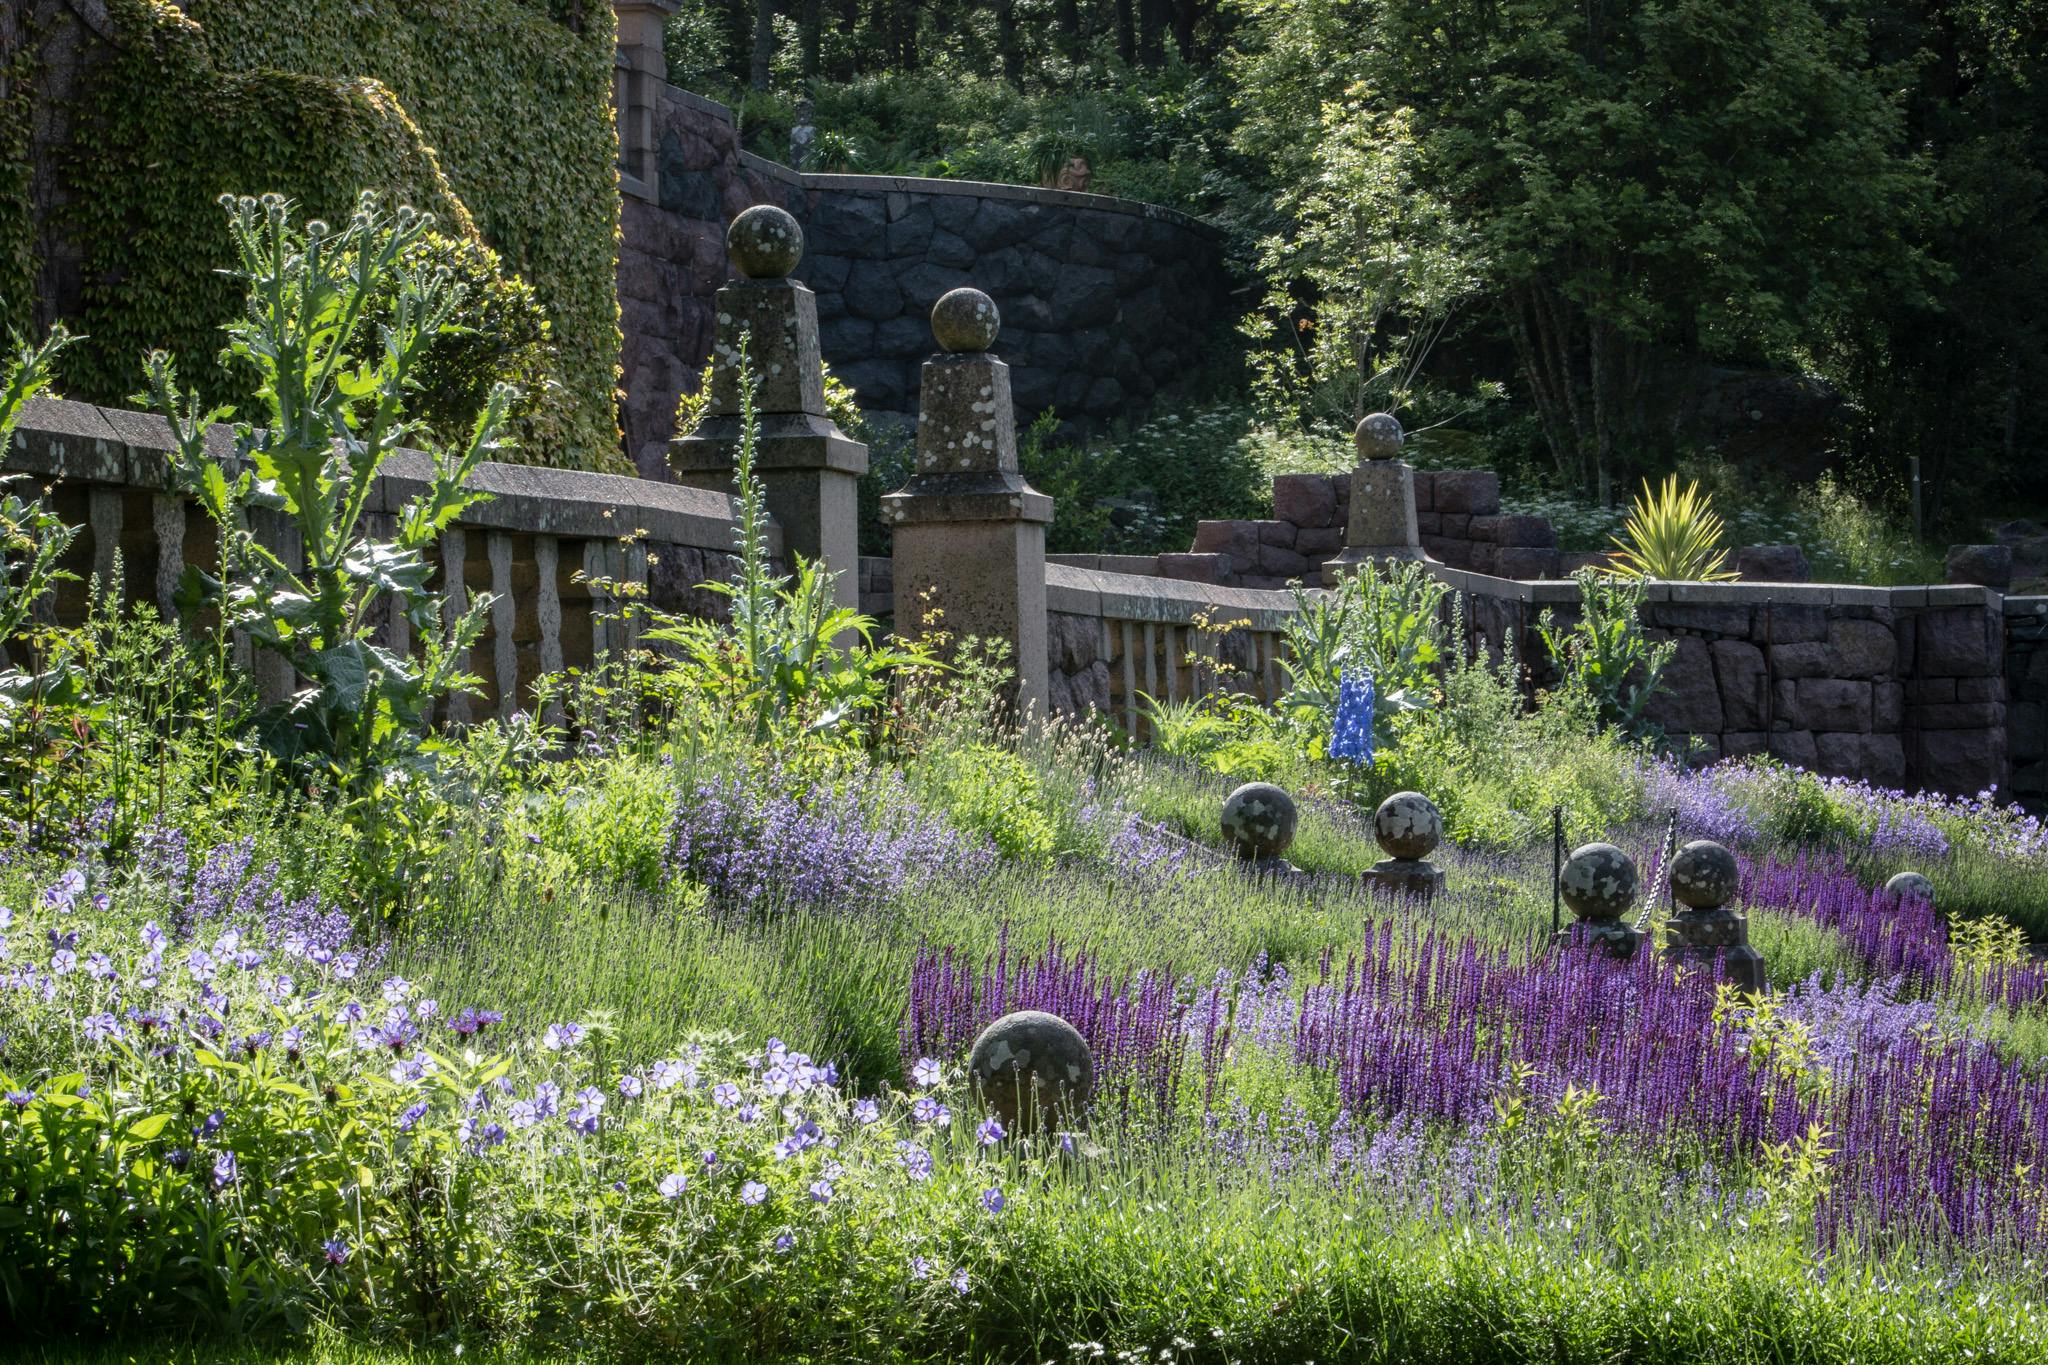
xmin=616 ymin=84 xmax=1232 ymax=479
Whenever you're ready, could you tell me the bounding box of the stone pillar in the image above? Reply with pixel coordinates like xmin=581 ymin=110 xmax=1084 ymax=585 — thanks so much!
xmin=1660 ymin=839 xmax=1766 ymax=993
xmin=1323 ymin=412 xmax=1432 ymax=585
xmin=612 ymin=0 xmax=678 ymax=201
xmin=671 ymin=205 xmax=868 ymax=610
xmin=882 ymin=287 xmax=1054 ymax=714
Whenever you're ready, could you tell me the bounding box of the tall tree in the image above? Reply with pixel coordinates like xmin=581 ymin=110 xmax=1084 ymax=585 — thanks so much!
xmin=1114 ymin=0 xmax=1136 ymax=62
xmin=750 ymin=0 xmax=775 ymax=90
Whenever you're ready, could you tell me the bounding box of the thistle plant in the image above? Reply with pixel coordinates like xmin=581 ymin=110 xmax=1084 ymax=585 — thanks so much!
xmin=1608 ymin=474 xmax=1738 ymax=581
xmin=141 ymin=193 xmax=510 ymax=785
xmin=1536 ymin=569 xmax=1675 ymax=739
xmin=0 ymin=326 xmax=81 ymax=686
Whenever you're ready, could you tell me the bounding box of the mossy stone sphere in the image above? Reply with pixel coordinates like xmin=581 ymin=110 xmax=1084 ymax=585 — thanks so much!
xmin=1221 ymin=782 xmax=1298 ymax=860
xmin=932 ymin=287 xmax=1001 ymax=352
xmin=1373 ymin=790 xmax=1442 ymax=860
xmin=727 ymin=204 xmax=804 ymax=279
xmin=968 ymin=1010 xmax=1094 ymax=1134
xmin=1355 ymin=412 xmax=1404 ymax=461
xmin=1559 ymin=842 xmax=1639 ymax=923
xmin=1670 ymin=839 xmax=1741 ymax=910
xmin=1885 ymin=870 xmax=1935 ymax=906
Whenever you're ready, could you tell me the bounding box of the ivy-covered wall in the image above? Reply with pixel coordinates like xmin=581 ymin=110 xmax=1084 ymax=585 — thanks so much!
xmin=24 ymin=0 xmax=625 ymax=472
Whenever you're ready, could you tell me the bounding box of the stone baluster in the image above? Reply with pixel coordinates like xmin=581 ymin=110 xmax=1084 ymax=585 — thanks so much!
xmin=1660 ymin=839 xmax=1767 ymax=993
xmin=1323 ymin=412 xmax=1432 ymax=584
xmin=882 ymin=288 xmax=1054 ymax=714
xmin=671 ymin=204 xmax=867 ymax=610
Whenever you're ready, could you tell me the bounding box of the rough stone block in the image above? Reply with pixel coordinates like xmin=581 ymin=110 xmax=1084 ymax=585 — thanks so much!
xmin=1411 ymin=468 xmax=1436 ymax=512
xmin=1916 ymin=607 xmax=2000 ymax=677
xmin=1651 ymin=602 xmax=1753 ymax=637
xmin=1769 ymin=729 xmax=1819 ymax=768
xmin=1191 ymin=520 xmax=1258 ymax=569
xmin=1157 ymin=553 xmax=1228 ymax=585
xmin=1874 ymin=681 xmax=1904 ymax=729
xmin=1273 ymin=474 xmax=1339 ymax=529
xmin=1259 ymin=542 xmax=1312 ymax=577
xmin=1825 ymin=618 xmax=1898 ymax=678
xmin=1956 ymin=676 xmax=2004 ymax=703
xmin=1770 ymin=641 xmax=1828 ymax=679
xmin=1945 ymin=543 xmax=2014 ymax=592
xmin=1758 ymin=603 xmax=1828 ymax=645
xmin=1816 ymin=731 xmax=1907 ymax=784
xmin=1296 ymin=527 xmax=1343 ymax=556
xmin=1790 ymin=677 xmax=1873 ymax=732
xmin=1913 ymin=701 xmax=2005 ymax=730
xmin=1494 ymin=547 xmax=1559 ymax=580
xmin=1912 ymin=728 xmax=2007 ymax=796
xmin=1255 ymin=519 xmax=1296 ymax=546
xmin=1737 ymin=544 xmax=1811 ymax=582
xmin=1643 ymin=636 xmax=1724 ymax=734
xmin=1432 ymin=470 xmax=1500 ymax=515
xmin=2012 ymin=700 xmax=2047 ymax=759
xmin=1908 ymin=677 xmax=1957 ymax=704
xmin=1710 ymin=639 xmax=1770 ymax=729
xmin=1439 ymin=514 xmax=1471 ymax=539
xmin=1722 ymin=731 xmax=1770 ymax=758
xmin=1416 ymin=511 xmax=1444 ymax=535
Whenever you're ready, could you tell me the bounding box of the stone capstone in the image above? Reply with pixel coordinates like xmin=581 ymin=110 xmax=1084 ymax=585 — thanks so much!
xmin=1221 ymin=782 xmax=1298 ymax=860
xmin=1670 ymin=839 xmax=1740 ymax=910
xmin=1885 ymin=870 xmax=1935 ymax=906
xmin=1356 ymin=412 xmax=1404 ymax=460
xmin=726 ymin=204 xmax=803 ymax=279
xmin=1559 ymin=843 xmax=1639 ymax=923
xmin=931 ymin=286 xmax=1002 ymax=353
xmin=1373 ymin=791 xmax=1442 ymax=860
xmin=968 ymin=1010 xmax=1095 ymax=1134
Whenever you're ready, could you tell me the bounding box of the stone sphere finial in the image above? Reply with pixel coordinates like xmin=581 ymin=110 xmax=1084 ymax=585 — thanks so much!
xmin=1670 ymin=839 xmax=1741 ymax=910
xmin=1560 ymin=843 xmax=1639 ymax=923
xmin=1373 ymin=791 xmax=1442 ymax=860
xmin=1355 ymin=412 xmax=1404 ymax=461
xmin=932 ymin=287 xmax=1001 ymax=353
xmin=1222 ymin=782 xmax=1298 ymax=861
xmin=727 ymin=204 xmax=804 ymax=279
xmin=968 ymin=1010 xmax=1095 ymax=1134
xmin=1885 ymin=870 xmax=1935 ymax=907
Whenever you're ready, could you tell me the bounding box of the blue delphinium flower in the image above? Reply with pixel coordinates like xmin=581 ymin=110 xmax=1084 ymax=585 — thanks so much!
xmin=212 ymin=1150 xmax=238 ymax=1189
xmin=1329 ymin=671 xmax=1376 ymax=768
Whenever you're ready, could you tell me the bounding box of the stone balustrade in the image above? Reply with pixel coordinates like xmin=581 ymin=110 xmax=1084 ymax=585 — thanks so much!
xmin=4 ymin=397 xmax=771 ymax=719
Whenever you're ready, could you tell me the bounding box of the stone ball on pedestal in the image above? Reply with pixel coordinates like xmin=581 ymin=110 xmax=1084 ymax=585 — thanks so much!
xmin=726 ymin=204 xmax=804 ymax=280
xmin=1373 ymin=791 xmax=1442 ymax=860
xmin=1222 ymin=782 xmax=1297 ymax=861
xmin=1559 ymin=843 xmax=1639 ymax=923
xmin=1670 ymin=839 xmax=1741 ymax=910
xmin=967 ymin=1010 xmax=1094 ymax=1134
xmin=932 ymin=287 xmax=1001 ymax=353
xmin=1884 ymin=870 xmax=1935 ymax=906
xmin=1355 ymin=412 xmax=1404 ymax=461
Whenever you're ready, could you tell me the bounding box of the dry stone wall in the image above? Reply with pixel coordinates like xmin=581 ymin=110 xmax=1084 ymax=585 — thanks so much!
xmin=616 ymin=86 xmax=1232 ymax=481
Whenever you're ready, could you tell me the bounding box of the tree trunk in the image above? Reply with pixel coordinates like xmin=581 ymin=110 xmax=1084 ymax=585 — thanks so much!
xmin=751 ymin=0 xmax=775 ymax=92
xmin=1172 ymin=0 xmax=1197 ymax=58
xmin=1057 ymin=0 xmax=1082 ymax=60
xmin=799 ymin=0 xmax=822 ymax=81
xmin=995 ymin=0 xmax=1023 ymax=84
xmin=1114 ymin=0 xmax=1136 ymax=63
xmin=1138 ymin=0 xmax=1165 ymax=66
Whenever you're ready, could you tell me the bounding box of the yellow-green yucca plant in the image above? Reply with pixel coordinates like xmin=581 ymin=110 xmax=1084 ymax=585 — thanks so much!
xmin=1608 ymin=474 xmax=1738 ymax=581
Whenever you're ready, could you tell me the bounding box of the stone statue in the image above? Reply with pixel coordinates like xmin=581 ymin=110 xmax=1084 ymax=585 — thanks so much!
xmin=1052 ymin=155 xmax=1092 ymax=193
xmin=789 ymin=98 xmax=816 ymax=171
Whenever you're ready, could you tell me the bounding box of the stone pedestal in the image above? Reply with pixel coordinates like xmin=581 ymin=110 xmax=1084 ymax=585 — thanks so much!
xmin=1560 ymin=919 xmax=1644 ymax=960
xmin=1360 ymin=790 xmax=1445 ymax=899
xmin=1323 ymin=414 xmax=1433 ymax=585
xmin=1658 ymin=839 xmax=1766 ymax=993
xmin=671 ymin=208 xmax=867 ymax=611
xmin=1661 ymin=910 xmax=1767 ymax=992
xmin=1364 ymin=855 xmax=1444 ymax=897
xmin=883 ymin=289 xmax=1053 ymax=714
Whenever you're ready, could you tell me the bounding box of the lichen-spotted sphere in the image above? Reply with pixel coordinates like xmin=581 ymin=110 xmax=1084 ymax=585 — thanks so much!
xmin=726 ymin=204 xmax=804 ymax=279
xmin=1355 ymin=412 xmax=1405 ymax=461
xmin=968 ymin=1010 xmax=1094 ymax=1134
xmin=1670 ymin=839 xmax=1741 ymax=910
xmin=1559 ymin=842 xmax=1639 ymax=923
xmin=1373 ymin=790 xmax=1442 ymax=860
xmin=931 ymin=287 xmax=1001 ymax=352
xmin=1221 ymin=782 xmax=1298 ymax=860
xmin=1885 ymin=870 xmax=1936 ymax=906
